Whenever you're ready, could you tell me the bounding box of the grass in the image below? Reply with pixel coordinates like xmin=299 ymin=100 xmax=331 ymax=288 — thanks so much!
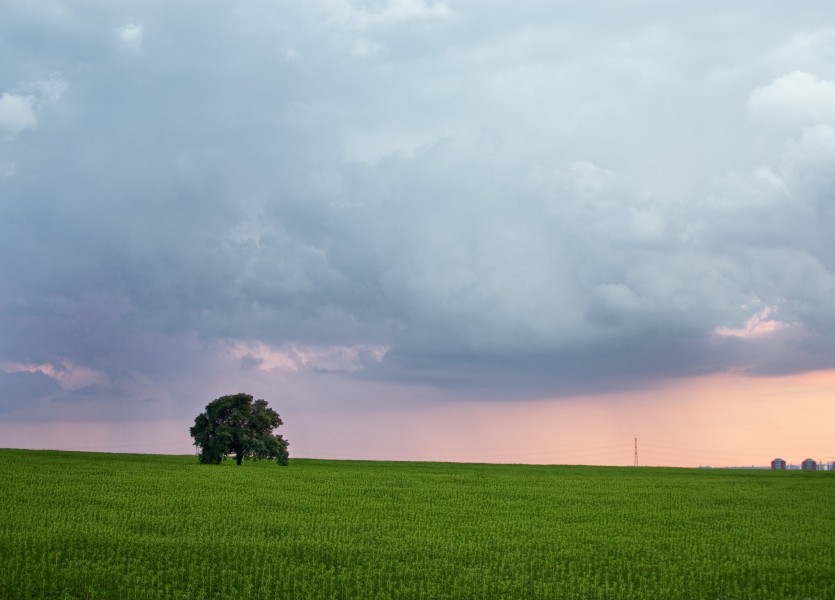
xmin=1 ymin=448 xmax=833 ymax=599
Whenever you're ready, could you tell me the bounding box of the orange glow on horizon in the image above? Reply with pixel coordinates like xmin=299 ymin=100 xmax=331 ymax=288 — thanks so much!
xmin=282 ymin=368 xmax=835 ymax=468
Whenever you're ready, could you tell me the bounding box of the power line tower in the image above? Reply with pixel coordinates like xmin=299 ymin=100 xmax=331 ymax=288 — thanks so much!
xmin=634 ymin=437 xmax=638 ymax=467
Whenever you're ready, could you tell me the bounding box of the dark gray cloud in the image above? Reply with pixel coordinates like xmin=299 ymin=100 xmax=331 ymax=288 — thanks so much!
xmin=0 ymin=370 xmax=61 ymax=413
xmin=2 ymin=0 xmax=835 ymax=421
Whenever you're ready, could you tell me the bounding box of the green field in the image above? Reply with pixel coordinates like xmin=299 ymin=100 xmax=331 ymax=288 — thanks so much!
xmin=1 ymin=449 xmax=833 ymax=599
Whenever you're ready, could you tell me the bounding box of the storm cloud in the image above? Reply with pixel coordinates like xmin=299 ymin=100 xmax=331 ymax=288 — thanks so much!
xmin=2 ymin=0 xmax=835 ymax=424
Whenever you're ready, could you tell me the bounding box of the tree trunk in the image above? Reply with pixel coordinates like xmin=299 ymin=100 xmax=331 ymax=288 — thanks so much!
xmin=236 ymin=451 xmax=243 ymax=466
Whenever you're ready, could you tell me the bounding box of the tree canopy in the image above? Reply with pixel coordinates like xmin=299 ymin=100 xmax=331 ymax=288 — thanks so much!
xmin=189 ymin=393 xmax=289 ymax=466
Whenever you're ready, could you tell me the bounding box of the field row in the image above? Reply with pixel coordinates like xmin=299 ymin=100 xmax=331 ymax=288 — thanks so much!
xmin=1 ymin=450 xmax=833 ymax=599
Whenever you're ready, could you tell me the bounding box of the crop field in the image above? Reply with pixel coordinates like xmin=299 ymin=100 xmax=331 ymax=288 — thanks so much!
xmin=1 ymin=449 xmax=833 ymax=599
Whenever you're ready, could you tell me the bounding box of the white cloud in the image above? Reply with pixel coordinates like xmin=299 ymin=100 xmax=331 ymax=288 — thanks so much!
xmin=325 ymin=0 xmax=452 ymax=29
xmin=0 ymin=75 xmax=67 ymax=139
xmin=1 ymin=360 xmax=106 ymax=391
xmin=26 ymin=75 xmax=68 ymax=104
xmin=227 ymin=340 xmax=388 ymax=374
xmin=779 ymin=124 xmax=835 ymax=207
xmin=714 ymin=306 xmax=792 ymax=339
xmin=0 ymin=93 xmax=37 ymax=137
xmin=351 ymin=38 xmax=386 ymax=58
xmin=748 ymin=71 xmax=835 ymax=125
xmin=766 ymin=29 xmax=835 ymax=76
xmin=564 ymin=161 xmax=617 ymax=197
xmin=118 ymin=23 xmax=144 ymax=52
xmin=367 ymin=0 xmax=452 ymax=25
xmin=343 ymin=126 xmax=438 ymax=163
xmin=782 ymin=123 xmax=835 ymax=167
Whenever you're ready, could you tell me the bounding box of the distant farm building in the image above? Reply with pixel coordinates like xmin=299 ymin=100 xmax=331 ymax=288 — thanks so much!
xmin=771 ymin=458 xmax=787 ymax=470
xmin=801 ymin=458 xmax=817 ymax=471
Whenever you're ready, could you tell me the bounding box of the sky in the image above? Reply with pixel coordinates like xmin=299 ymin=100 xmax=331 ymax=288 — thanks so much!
xmin=1 ymin=0 xmax=834 ymax=468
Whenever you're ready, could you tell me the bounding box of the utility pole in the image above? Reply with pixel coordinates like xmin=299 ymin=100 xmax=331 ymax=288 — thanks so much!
xmin=634 ymin=437 xmax=638 ymax=467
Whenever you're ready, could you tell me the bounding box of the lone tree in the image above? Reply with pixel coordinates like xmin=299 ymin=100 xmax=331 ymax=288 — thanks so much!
xmin=189 ymin=393 xmax=289 ymax=466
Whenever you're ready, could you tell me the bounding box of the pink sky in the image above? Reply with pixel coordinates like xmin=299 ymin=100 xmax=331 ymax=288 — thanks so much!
xmin=2 ymin=369 xmax=832 ymax=469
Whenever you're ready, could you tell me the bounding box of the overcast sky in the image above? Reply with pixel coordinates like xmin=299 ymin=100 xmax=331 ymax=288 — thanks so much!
xmin=2 ymin=1 xmax=834 ymax=466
